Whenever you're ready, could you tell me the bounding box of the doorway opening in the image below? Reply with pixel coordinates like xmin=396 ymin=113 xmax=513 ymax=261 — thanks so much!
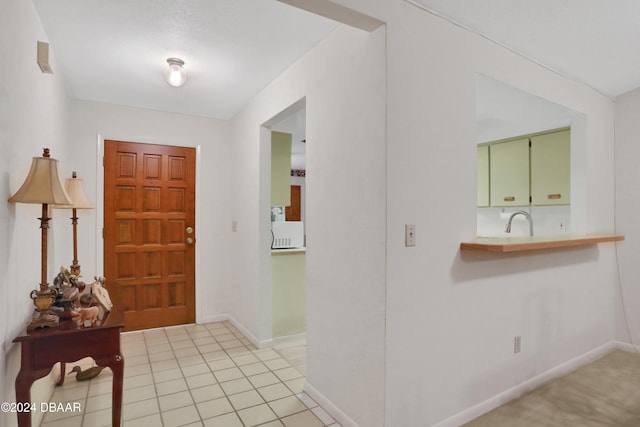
xmin=262 ymin=98 xmax=307 ymax=373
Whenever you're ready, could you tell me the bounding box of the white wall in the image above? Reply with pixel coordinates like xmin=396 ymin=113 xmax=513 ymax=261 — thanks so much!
xmin=614 ymin=87 xmax=640 ymax=345
xmin=295 ymin=1 xmax=618 ymax=425
xmin=3 ymin=2 xmax=626 ymax=427
xmin=380 ymin=2 xmax=617 ymax=426
xmin=1 ymin=1 xmax=72 ymax=426
xmin=228 ymin=24 xmax=387 ymax=426
xmin=67 ymin=100 xmax=233 ymax=324
xmin=232 ymin=1 xmax=619 ymax=424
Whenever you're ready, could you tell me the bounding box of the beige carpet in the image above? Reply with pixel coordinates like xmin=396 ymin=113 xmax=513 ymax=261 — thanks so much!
xmin=464 ymin=349 xmax=640 ymax=427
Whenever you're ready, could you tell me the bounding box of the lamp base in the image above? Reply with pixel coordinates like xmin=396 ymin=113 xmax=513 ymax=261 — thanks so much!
xmin=69 ymin=263 xmax=81 ymax=277
xmin=28 ymin=288 xmax=59 ymax=331
xmin=27 ymin=311 xmax=59 ymax=331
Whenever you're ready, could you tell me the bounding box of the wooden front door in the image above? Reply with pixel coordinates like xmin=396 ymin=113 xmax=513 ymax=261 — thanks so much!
xmin=104 ymin=140 xmax=196 ymax=331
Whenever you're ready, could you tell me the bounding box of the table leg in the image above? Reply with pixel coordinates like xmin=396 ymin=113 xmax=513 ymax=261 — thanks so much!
xmin=106 ymin=352 xmax=124 ymax=427
xmin=15 ymin=368 xmax=33 ymax=427
xmin=56 ymin=362 xmax=66 ymax=386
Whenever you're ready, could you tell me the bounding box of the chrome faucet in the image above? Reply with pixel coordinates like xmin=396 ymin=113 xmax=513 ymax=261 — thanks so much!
xmin=505 ymin=210 xmax=534 ymax=236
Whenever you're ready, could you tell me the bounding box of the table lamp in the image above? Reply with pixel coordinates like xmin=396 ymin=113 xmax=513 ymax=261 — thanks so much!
xmin=53 ymin=171 xmax=94 ymax=276
xmin=8 ymin=148 xmax=72 ymax=330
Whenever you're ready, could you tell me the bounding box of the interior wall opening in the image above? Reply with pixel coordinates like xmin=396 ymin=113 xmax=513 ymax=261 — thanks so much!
xmin=261 ymin=97 xmax=307 ymax=372
xmin=475 ymin=74 xmax=586 ymax=238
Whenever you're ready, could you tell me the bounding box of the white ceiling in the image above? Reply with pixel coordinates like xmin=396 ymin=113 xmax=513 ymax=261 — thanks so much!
xmin=411 ymin=0 xmax=640 ymax=97
xmin=32 ymin=0 xmax=338 ymax=120
xmin=33 ymin=0 xmax=640 ymax=142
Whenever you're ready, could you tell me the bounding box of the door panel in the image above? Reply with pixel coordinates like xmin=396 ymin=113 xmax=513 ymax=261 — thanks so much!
xmin=104 ymin=140 xmax=196 ymax=331
xmin=530 ymin=129 xmax=570 ymax=205
xmin=285 ymin=185 xmax=301 ymax=221
xmin=489 ymin=138 xmax=530 ymax=207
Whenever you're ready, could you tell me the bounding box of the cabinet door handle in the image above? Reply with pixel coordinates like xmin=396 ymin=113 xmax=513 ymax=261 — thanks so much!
xmin=503 ymin=196 xmax=515 ymax=202
xmin=547 ymin=194 xmax=561 ymax=200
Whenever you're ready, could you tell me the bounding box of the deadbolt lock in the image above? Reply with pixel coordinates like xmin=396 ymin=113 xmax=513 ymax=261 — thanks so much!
xmin=186 ymin=226 xmax=193 ymax=234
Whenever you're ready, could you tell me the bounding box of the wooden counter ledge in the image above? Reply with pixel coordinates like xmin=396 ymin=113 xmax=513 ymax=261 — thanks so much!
xmin=460 ymin=234 xmax=624 ymax=253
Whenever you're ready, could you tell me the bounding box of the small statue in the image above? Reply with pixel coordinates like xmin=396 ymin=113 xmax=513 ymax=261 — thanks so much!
xmin=76 ymin=280 xmax=86 ymax=293
xmin=61 ymin=282 xmax=79 ymax=302
xmin=53 ymin=267 xmax=83 ymax=307
xmin=91 ymin=277 xmax=113 ymax=311
xmin=68 ymin=365 xmax=105 ymax=381
xmin=53 ymin=270 xmax=66 ymax=288
xmin=71 ymin=306 xmax=99 ymax=324
xmin=79 ymin=291 xmax=94 ymax=306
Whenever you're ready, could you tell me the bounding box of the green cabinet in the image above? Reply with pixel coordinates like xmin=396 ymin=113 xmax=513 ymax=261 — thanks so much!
xmin=530 ymin=129 xmax=570 ymax=205
xmin=272 ymin=252 xmax=306 ymax=337
xmin=479 ymin=128 xmax=570 ymax=208
xmin=489 ymin=138 xmax=530 ymax=207
xmin=477 ymin=145 xmax=490 ymax=207
xmin=271 ymin=131 xmax=292 ymax=206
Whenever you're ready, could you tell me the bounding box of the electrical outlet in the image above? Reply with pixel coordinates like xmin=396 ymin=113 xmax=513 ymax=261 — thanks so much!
xmin=514 ymin=336 xmax=522 ymax=353
xmin=559 ymin=218 xmax=567 ymax=232
xmin=405 ymin=224 xmax=416 ymax=247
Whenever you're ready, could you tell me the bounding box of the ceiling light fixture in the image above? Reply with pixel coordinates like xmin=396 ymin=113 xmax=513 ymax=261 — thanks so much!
xmin=164 ymin=57 xmax=187 ymax=87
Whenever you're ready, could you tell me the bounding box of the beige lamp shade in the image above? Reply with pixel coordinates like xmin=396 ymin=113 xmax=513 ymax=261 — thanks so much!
xmin=53 ymin=172 xmax=94 ymax=209
xmin=8 ymin=149 xmax=71 ymax=205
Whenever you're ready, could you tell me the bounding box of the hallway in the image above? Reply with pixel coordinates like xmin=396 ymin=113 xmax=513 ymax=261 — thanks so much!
xmin=40 ymin=321 xmax=338 ymax=427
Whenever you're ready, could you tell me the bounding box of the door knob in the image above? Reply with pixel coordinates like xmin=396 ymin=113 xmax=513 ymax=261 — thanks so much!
xmin=186 ymin=226 xmax=193 ymax=234
xmin=186 ymin=237 xmax=194 ymax=245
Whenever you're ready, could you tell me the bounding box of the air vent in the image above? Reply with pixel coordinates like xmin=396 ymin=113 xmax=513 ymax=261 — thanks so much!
xmin=273 ymin=237 xmax=292 ymax=248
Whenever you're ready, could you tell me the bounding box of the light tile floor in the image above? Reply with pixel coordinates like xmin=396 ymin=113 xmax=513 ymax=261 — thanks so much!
xmin=41 ymin=321 xmax=340 ymax=427
xmin=273 ymin=339 xmax=306 ymax=376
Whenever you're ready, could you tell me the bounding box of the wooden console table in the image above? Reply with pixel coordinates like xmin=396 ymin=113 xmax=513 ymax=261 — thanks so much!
xmin=13 ymin=308 xmax=124 ymax=427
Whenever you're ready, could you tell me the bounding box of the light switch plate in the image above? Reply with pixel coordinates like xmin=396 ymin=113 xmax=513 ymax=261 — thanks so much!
xmin=405 ymin=224 xmax=416 ymax=247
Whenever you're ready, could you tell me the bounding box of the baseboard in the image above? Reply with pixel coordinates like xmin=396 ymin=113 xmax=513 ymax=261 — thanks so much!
xmin=613 ymin=340 xmax=640 ymax=353
xmin=432 ymin=341 xmax=617 ymax=427
xmin=304 ymin=380 xmax=360 ymax=427
xmin=199 ymin=313 xmax=229 ymax=324
xmin=214 ymin=314 xmax=274 ymax=349
xmin=257 ymin=338 xmax=274 ymax=349
xmin=226 ymin=317 xmax=269 ymax=348
xmin=273 ymin=332 xmax=306 ymax=347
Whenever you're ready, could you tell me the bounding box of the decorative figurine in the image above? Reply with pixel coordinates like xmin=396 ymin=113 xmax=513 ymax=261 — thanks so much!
xmin=53 ymin=267 xmax=83 ymax=308
xmin=91 ymin=277 xmax=113 ymax=311
xmin=68 ymin=365 xmax=105 ymax=381
xmin=71 ymin=306 xmax=99 ymax=324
